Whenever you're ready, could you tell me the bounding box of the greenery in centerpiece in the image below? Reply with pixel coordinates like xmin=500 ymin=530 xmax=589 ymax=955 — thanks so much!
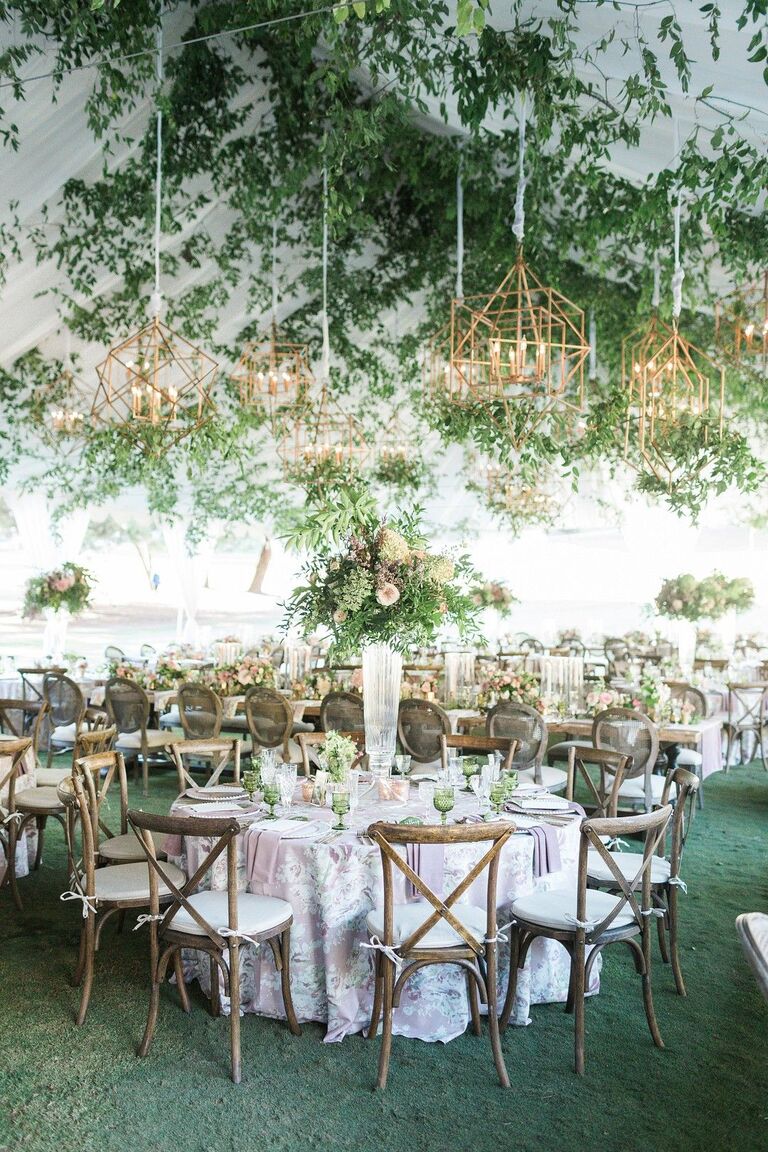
xmin=481 ymin=668 xmax=544 ymax=713
xmin=283 ymin=501 xmax=480 ymax=659
xmin=470 ymin=580 xmax=517 ymax=618
xmin=22 ymin=563 xmax=93 ymax=619
xmin=655 ymin=572 xmax=755 ymax=622
xmin=319 ymin=730 xmax=359 ymax=782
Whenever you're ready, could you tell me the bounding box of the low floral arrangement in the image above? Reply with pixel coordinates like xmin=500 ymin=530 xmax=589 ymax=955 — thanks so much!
xmin=655 ymin=573 xmax=755 ymax=622
xmin=637 ymin=673 xmax=671 ymax=723
xmin=208 ymin=655 xmax=276 ymax=697
xmin=110 ymin=660 xmax=188 ymax=692
xmin=283 ymin=510 xmax=480 ymax=658
xmin=470 ymin=580 xmax=517 ymax=617
xmin=289 ymin=669 xmax=362 ymax=700
xmin=318 ymin=730 xmax=359 ymax=782
xmin=556 ymin=628 xmax=582 ymax=647
xmin=23 ymin=563 xmax=93 ymax=619
xmin=480 ymin=667 xmax=543 ymax=712
xmin=400 ymin=673 xmax=440 ymax=701
xmin=584 ymin=685 xmax=638 ymax=716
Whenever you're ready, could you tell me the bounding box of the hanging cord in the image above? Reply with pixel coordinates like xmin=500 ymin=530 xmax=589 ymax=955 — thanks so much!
xmin=652 ymin=255 xmax=661 ymax=310
xmin=588 ymin=310 xmax=597 ymax=381
xmin=455 ymin=143 xmax=464 ymax=299
xmin=671 ymin=117 xmax=684 ymax=323
xmin=321 ymin=160 xmax=330 ymax=380
xmin=149 ymin=19 xmax=164 ymax=318
xmin=271 ymin=217 xmax=279 ymax=325
xmin=512 ymin=90 xmax=527 ymax=247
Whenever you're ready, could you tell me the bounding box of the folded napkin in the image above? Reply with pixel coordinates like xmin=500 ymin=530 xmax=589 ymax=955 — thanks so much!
xmin=527 ymin=825 xmax=561 ymax=878
xmin=405 ymin=842 xmax=445 ymax=900
xmin=246 ymin=819 xmax=317 ymax=887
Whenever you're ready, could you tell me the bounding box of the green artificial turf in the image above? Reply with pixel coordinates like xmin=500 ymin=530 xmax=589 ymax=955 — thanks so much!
xmin=1 ymin=763 xmax=767 ymax=1152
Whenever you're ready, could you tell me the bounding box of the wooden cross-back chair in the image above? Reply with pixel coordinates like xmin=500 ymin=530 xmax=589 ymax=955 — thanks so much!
xmin=73 ymin=747 xmax=159 ymax=866
xmin=501 ymin=803 xmax=673 ymax=1074
xmin=364 ymin=819 xmax=515 ymax=1091
xmin=564 ymin=746 xmax=632 ymax=818
xmin=41 ymin=672 xmax=86 ymax=770
xmin=296 ymin=731 xmax=365 ymax=777
xmin=592 ymin=707 xmax=662 ymax=812
xmin=0 ymin=737 xmax=35 ymax=910
xmin=105 ymin=676 xmax=174 ymax=795
xmin=73 ymin=721 xmax=115 ymax=761
xmin=57 ymin=774 xmax=186 ymax=1026
xmin=439 ymin=734 xmax=518 ymax=774
xmin=243 ymin=686 xmax=294 ymax=762
xmin=397 ymin=699 xmax=451 ymax=765
xmin=169 ymin=738 xmax=242 ymax=791
xmin=586 ymin=767 xmax=699 ymax=996
xmin=726 ymin=682 xmax=768 ymax=771
xmin=319 ymin=691 xmax=365 ymax=733
xmin=127 ymin=808 xmax=301 ymax=1084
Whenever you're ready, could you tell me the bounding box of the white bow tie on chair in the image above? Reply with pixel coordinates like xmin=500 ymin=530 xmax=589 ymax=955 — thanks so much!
xmin=60 ymin=890 xmax=97 ymax=919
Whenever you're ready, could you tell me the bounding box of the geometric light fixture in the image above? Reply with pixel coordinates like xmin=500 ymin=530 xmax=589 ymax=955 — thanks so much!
xmin=480 ymin=457 xmax=559 ymax=530
xmin=428 ymin=93 xmax=590 ymax=450
xmin=622 ymin=313 xmax=725 ymax=488
xmin=276 ymin=381 xmax=368 ymax=473
xmin=230 ymin=321 xmax=313 ymax=423
xmin=715 ymin=271 xmax=768 ymax=379
xmin=89 ymin=22 xmax=217 ymax=456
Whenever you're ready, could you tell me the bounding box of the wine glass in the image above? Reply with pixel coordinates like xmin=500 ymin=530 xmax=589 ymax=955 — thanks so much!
xmin=262 ymin=780 xmax=280 ymax=820
xmin=242 ymin=768 xmax=261 ymax=802
xmin=393 ymin=754 xmax=412 ymax=776
xmin=471 ymin=773 xmax=491 ymax=819
xmin=330 ymin=784 xmax=350 ymax=831
xmin=432 ymin=784 xmax=455 ymax=825
xmin=278 ymin=764 xmax=297 ymax=812
xmin=489 ymin=779 xmax=507 ymax=818
xmin=461 ymin=756 xmax=480 ymax=793
xmin=418 ymin=781 xmax=435 ymax=821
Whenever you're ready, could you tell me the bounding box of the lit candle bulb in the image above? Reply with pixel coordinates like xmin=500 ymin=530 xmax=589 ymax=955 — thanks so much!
xmin=745 ymin=322 xmax=755 ymax=340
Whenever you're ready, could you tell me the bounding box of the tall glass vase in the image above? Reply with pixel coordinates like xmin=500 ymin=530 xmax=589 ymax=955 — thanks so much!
xmin=675 ymin=619 xmax=697 ymax=679
xmin=362 ymin=642 xmax=403 ymax=776
xmin=41 ymin=607 xmax=69 ymax=665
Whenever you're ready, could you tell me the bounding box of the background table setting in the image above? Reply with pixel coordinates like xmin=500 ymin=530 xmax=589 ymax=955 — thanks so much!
xmin=163 ymin=757 xmax=594 ymax=1044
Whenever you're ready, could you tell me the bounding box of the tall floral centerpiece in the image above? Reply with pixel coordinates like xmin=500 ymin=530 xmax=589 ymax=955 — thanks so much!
xmin=655 ymin=572 xmax=755 ymax=673
xmin=23 ymin=563 xmax=93 ymax=664
xmin=283 ymin=510 xmax=479 ymax=773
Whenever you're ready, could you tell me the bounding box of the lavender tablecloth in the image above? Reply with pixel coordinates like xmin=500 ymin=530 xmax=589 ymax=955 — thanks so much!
xmin=166 ymin=785 xmax=595 ymax=1043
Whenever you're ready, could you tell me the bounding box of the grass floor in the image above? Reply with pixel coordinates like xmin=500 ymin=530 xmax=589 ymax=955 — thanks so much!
xmin=1 ymin=763 xmax=767 ymax=1152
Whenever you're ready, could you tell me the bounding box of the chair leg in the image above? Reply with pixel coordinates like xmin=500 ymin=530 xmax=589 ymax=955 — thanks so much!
xmin=376 ymin=960 xmax=395 ymax=1091
xmin=573 ymin=940 xmax=586 ymax=1076
xmin=228 ymin=941 xmax=242 ymax=1085
xmin=485 ymin=947 xmax=510 ymax=1089
xmin=139 ymin=974 xmax=162 ymax=1057
xmin=6 ymin=817 xmax=23 ymax=912
xmin=368 ymin=953 xmax=383 ymax=1039
xmin=72 ymin=921 xmax=88 ymax=987
xmin=641 ymin=924 xmax=664 ymax=1048
xmin=142 ymin=755 xmax=149 ymax=797
xmin=209 ymin=954 xmax=221 ymax=1017
xmin=667 ymin=888 xmax=686 ymax=996
xmin=499 ymin=924 xmax=521 ymax=1032
xmin=75 ymin=916 xmax=96 ymax=1026
xmin=173 ymin=950 xmax=191 ymax=1014
xmin=657 ymin=906 xmax=670 ymax=964
xmin=33 ymin=816 xmax=46 ymax=870
xmin=279 ymin=929 xmax=301 ymax=1037
xmin=467 ymin=967 xmax=482 ymax=1037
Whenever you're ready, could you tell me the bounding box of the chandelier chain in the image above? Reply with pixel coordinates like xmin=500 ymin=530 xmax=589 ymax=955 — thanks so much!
xmin=455 ymin=143 xmax=464 ymax=300
xmin=512 ymin=90 xmax=527 ymax=247
xmin=150 ymin=16 xmax=164 ymax=318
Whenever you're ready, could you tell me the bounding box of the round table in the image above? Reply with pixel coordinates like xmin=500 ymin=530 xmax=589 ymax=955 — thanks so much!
xmin=165 ymin=782 xmax=594 ymax=1043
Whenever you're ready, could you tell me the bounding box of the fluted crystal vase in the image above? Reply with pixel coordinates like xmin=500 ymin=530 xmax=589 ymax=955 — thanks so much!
xmin=362 ymin=642 xmax=403 ymax=776
xmin=675 ymin=619 xmax=697 ymax=679
xmin=41 ymin=608 xmax=69 ymax=665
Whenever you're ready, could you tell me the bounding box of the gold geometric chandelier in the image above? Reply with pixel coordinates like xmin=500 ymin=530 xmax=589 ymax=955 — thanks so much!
xmin=231 ymin=321 xmax=313 ymax=422
xmin=481 ymin=458 xmax=559 ymax=529
xmin=276 ymin=382 xmax=368 ymax=472
xmin=89 ymin=23 xmax=217 ymax=456
xmin=429 ymin=93 xmax=590 ymax=450
xmin=715 ymin=271 xmax=768 ymax=378
xmin=32 ymin=349 xmax=90 ymax=452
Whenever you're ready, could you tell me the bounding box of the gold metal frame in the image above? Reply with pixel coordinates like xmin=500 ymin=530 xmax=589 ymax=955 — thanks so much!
xmin=275 ymin=383 xmax=368 ymax=470
xmin=231 ymin=322 xmax=313 ymax=422
xmin=715 ymin=271 xmax=768 ymax=378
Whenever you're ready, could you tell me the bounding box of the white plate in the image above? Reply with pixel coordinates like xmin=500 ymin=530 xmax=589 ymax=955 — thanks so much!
xmin=187 ymin=801 xmax=260 ymax=817
xmin=185 ymin=787 xmax=248 ymax=802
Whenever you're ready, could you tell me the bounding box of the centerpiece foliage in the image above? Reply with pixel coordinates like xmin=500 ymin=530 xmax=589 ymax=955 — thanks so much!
xmin=655 ymin=572 xmax=756 ymax=622
xmin=282 ymin=506 xmax=480 ymax=659
xmin=471 ymin=580 xmax=517 ymax=617
xmin=480 ymin=667 xmax=543 ymax=712
xmin=22 ymin=563 xmax=93 ymax=618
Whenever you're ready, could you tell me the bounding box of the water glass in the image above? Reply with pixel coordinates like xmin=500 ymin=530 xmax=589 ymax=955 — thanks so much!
xmin=278 ymin=764 xmax=297 ymax=811
xmin=330 ymin=784 xmax=350 ymax=831
xmin=461 ymin=756 xmax=480 ymax=792
xmin=393 ymin=754 xmax=412 ymax=776
xmin=489 ymin=779 xmax=507 ymax=817
xmin=418 ymin=781 xmax=435 ymax=821
xmin=262 ymin=782 xmax=280 ymax=820
xmin=470 ymin=773 xmax=491 ymax=818
xmin=242 ymin=768 xmax=261 ymax=801
xmin=432 ymin=784 xmax=455 ymax=825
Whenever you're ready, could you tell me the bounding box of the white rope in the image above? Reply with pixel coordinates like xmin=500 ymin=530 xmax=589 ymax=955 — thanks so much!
xmin=60 ymin=889 xmax=97 ymax=919
xmin=668 ymin=876 xmax=688 ymax=894
xmin=564 ymin=913 xmax=596 ymax=931
xmin=150 ymin=17 xmax=164 ymax=319
xmin=455 ymin=145 xmax=464 ymax=299
xmin=320 ymin=161 xmax=330 ymax=380
xmin=606 ymin=836 xmax=631 ymax=851
xmin=484 ymin=920 xmax=514 ymax=945
xmin=361 ymin=935 xmax=404 ymax=971
xmin=588 ymin=311 xmax=597 ymax=381
xmin=2 ymin=811 xmax=23 ymax=825
xmin=640 ymin=907 xmax=666 ymax=919
xmin=671 ymin=116 xmax=684 ymax=321
xmin=652 ymin=255 xmax=661 ymax=311
xmin=133 ymin=913 xmax=165 ymax=931
xmin=217 ymin=926 xmax=260 ymax=945
xmin=512 ymin=91 xmax=527 ymax=246
xmin=271 ymin=217 xmax=279 ymax=323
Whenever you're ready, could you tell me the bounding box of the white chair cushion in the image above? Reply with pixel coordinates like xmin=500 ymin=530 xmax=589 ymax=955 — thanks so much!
xmin=98 ymin=831 xmax=166 ymax=863
xmin=51 ymin=723 xmax=78 ymax=743
xmin=15 ymin=786 xmax=65 ymax=812
xmin=511 ymin=887 xmax=637 ymax=932
xmin=617 ymin=775 xmax=675 ymax=803
xmin=675 ymin=749 xmax=703 ymax=767
xmin=169 ymin=890 xmax=292 ymax=937
xmin=366 ymin=900 xmax=488 ymax=949
xmin=116 ymin=729 xmax=173 ymax=750
xmin=518 ymin=764 xmax=569 ymax=792
xmin=35 ymin=766 xmax=72 ymax=786
xmin=547 ymin=739 xmax=591 ymax=761
xmin=92 ymin=861 xmax=186 ymax=904
xmin=586 ymin=849 xmax=671 ymax=887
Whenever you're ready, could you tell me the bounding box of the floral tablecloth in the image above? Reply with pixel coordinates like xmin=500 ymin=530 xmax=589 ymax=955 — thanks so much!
xmin=0 ymin=733 xmax=38 ymax=884
xmin=166 ymin=786 xmax=595 ymax=1044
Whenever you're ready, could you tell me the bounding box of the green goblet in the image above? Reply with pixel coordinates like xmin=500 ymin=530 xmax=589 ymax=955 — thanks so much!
xmin=432 ymin=784 xmax=455 ymax=825
xmin=331 ymin=786 xmax=350 ymax=831
xmin=262 ymin=783 xmax=280 ymax=820
xmin=489 ymin=780 xmax=507 ymax=817
xmin=461 ymin=756 xmax=480 ymax=793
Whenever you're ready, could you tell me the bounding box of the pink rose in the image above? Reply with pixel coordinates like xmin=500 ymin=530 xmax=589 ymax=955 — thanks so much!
xmin=237 ymin=669 xmax=252 ymax=685
xmin=599 ymin=691 xmax=613 ymax=704
xmin=52 ymin=575 xmax=75 ymax=592
xmin=350 ymin=668 xmax=363 ymax=689
xmin=333 ymin=609 xmax=348 ymax=624
xmin=376 ymin=582 xmax=400 ymax=607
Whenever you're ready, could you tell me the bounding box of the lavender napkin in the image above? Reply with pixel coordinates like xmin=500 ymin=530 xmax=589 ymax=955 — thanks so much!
xmin=527 ymin=825 xmax=561 ymax=878
xmin=405 ymin=843 xmax=445 ymax=900
xmin=246 ymin=824 xmax=285 ymax=887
